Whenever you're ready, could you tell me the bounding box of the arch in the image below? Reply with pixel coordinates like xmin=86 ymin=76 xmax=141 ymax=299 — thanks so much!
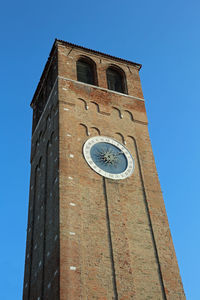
xmin=38 ymin=156 xmax=43 ymax=169
xmin=76 ymin=56 xmax=97 ymax=86
xmin=90 ymin=127 xmax=101 ymax=136
xmin=77 ymin=98 xmax=89 ymax=110
xmin=90 ymin=101 xmax=100 ymax=113
xmin=38 ymin=131 xmax=43 ymax=143
xmin=124 ymin=110 xmax=134 ymax=121
xmin=112 ymin=107 xmax=123 ymax=119
xmin=79 ymin=123 xmax=90 ymax=136
xmin=106 ymin=65 xmax=127 ymax=94
xmin=127 ymin=135 xmax=136 ymax=144
xmin=114 ymin=132 xmax=126 ymax=144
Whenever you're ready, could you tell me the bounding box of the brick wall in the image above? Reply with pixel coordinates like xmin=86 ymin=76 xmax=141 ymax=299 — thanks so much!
xmin=23 ymin=79 xmax=59 ymax=300
xmin=57 ymin=41 xmax=185 ymax=299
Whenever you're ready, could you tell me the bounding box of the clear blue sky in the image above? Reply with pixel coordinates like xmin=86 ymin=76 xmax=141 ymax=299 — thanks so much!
xmin=1 ymin=1 xmax=199 ymax=299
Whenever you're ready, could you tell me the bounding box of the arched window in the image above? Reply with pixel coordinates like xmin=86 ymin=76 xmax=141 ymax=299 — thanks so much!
xmin=106 ymin=67 xmax=126 ymax=94
xmin=76 ymin=58 xmax=96 ymax=85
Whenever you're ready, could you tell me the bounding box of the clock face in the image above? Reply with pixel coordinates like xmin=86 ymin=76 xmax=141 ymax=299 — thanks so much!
xmin=83 ymin=136 xmax=134 ymax=180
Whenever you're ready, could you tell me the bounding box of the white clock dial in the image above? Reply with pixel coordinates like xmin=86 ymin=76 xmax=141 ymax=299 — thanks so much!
xmin=83 ymin=136 xmax=134 ymax=180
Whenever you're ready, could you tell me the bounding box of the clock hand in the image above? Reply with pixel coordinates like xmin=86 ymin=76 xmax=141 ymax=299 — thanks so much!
xmin=116 ymin=151 xmax=124 ymax=155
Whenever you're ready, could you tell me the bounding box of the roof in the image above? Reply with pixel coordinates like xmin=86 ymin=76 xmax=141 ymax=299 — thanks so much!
xmin=30 ymin=39 xmax=142 ymax=107
xmin=56 ymin=39 xmax=142 ymax=69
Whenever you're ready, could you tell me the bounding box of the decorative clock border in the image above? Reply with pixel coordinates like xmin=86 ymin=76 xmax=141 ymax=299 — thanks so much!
xmin=83 ymin=136 xmax=134 ymax=180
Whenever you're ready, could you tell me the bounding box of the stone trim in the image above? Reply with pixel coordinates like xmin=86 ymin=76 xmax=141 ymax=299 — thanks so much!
xmin=58 ymin=75 xmax=145 ymax=102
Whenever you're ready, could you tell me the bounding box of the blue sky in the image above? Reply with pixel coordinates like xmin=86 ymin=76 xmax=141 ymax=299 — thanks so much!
xmin=1 ymin=0 xmax=199 ymax=299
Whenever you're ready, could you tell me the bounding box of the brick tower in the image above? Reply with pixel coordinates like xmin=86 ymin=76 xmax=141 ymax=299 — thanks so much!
xmin=23 ymin=39 xmax=185 ymax=299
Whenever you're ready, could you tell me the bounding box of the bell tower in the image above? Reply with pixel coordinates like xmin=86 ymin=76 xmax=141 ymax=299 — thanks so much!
xmin=23 ymin=39 xmax=185 ymax=299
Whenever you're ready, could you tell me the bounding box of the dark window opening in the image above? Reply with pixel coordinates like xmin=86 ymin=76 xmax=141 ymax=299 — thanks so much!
xmin=77 ymin=59 xmax=95 ymax=85
xmin=106 ymin=67 xmax=125 ymax=94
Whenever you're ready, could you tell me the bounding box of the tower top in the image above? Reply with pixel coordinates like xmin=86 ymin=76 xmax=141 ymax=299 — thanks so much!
xmin=55 ymin=39 xmax=142 ymax=69
xmin=30 ymin=39 xmax=142 ymax=107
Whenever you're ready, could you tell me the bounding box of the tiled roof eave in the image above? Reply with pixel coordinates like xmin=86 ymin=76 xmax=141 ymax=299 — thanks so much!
xmin=56 ymin=39 xmax=142 ymax=70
